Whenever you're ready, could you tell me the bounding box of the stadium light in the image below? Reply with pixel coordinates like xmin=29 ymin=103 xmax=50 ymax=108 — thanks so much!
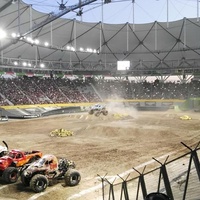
xmin=13 ymin=61 xmax=18 ymax=65
xmin=34 ymin=39 xmax=40 ymax=45
xmin=40 ymin=63 xmax=45 ymax=68
xmin=0 ymin=29 xmax=7 ymax=40
xmin=11 ymin=33 xmax=17 ymax=38
xmin=44 ymin=42 xmax=49 ymax=46
xmin=14 ymin=34 xmax=99 ymax=54
xmin=22 ymin=62 xmax=27 ymax=66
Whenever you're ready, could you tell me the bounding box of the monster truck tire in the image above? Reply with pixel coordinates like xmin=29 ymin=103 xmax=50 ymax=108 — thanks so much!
xmin=103 ymin=110 xmax=108 ymax=116
xmin=95 ymin=111 xmax=101 ymax=117
xmin=21 ymin=171 xmax=30 ymax=186
xmin=64 ymin=169 xmax=81 ymax=186
xmin=2 ymin=167 xmax=19 ymax=183
xmin=30 ymin=174 xmax=49 ymax=193
xmin=88 ymin=110 xmax=94 ymax=115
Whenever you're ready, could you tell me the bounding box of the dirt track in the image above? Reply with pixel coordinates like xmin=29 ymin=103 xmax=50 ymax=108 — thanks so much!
xmin=0 ymin=108 xmax=200 ymax=200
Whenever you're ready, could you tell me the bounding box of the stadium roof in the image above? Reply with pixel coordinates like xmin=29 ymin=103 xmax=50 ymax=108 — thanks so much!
xmin=1 ymin=0 xmax=200 ymax=77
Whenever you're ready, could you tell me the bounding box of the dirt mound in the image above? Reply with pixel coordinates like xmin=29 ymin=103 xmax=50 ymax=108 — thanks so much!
xmin=67 ymin=113 xmax=134 ymax=121
xmin=75 ymin=122 xmax=139 ymax=139
xmin=1 ymin=110 xmax=200 ymax=200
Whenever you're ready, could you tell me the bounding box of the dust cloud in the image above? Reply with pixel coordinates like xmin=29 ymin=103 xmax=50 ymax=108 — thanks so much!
xmin=106 ymin=101 xmax=138 ymax=118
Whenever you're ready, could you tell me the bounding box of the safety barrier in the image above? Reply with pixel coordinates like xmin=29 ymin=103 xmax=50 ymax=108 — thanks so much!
xmin=98 ymin=142 xmax=200 ymax=200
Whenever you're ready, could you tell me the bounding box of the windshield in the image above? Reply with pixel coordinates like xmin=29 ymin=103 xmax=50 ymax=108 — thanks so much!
xmin=8 ymin=152 xmax=16 ymax=159
xmin=30 ymin=158 xmax=46 ymax=167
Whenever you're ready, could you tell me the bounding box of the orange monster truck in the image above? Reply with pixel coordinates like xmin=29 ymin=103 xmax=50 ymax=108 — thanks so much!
xmin=21 ymin=154 xmax=81 ymax=193
xmin=0 ymin=149 xmax=42 ymax=183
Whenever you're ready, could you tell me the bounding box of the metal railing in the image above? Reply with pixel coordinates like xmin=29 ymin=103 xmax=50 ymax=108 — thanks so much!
xmin=98 ymin=142 xmax=200 ymax=200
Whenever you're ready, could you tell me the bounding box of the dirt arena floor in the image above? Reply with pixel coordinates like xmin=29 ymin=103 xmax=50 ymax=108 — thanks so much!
xmin=0 ymin=106 xmax=200 ymax=200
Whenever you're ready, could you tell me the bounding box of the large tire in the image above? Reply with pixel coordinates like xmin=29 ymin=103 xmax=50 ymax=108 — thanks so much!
xmin=30 ymin=174 xmax=49 ymax=193
xmin=2 ymin=167 xmax=19 ymax=183
xmin=103 ymin=110 xmax=108 ymax=116
xmin=88 ymin=110 xmax=94 ymax=115
xmin=95 ymin=111 xmax=101 ymax=117
xmin=64 ymin=169 xmax=81 ymax=186
xmin=21 ymin=171 xmax=30 ymax=186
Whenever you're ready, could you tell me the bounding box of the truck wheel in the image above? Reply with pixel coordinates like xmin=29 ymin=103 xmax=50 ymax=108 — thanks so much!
xmin=88 ymin=110 xmax=94 ymax=115
xmin=2 ymin=167 xmax=19 ymax=183
xmin=95 ymin=111 xmax=101 ymax=117
xmin=21 ymin=171 xmax=30 ymax=186
xmin=30 ymin=174 xmax=49 ymax=193
xmin=103 ymin=111 xmax=108 ymax=116
xmin=64 ymin=169 xmax=81 ymax=186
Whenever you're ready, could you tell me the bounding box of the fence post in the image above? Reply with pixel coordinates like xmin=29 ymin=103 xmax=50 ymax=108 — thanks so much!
xmin=133 ymin=166 xmax=147 ymax=200
xmin=181 ymin=142 xmax=200 ymax=200
xmin=104 ymin=176 xmax=117 ymax=200
xmin=153 ymin=156 xmax=174 ymax=200
xmin=117 ymin=174 xmax=131 ymax=200
xmin=97 ymin=173 xmax=108 ymax=200
xmin=181 ymin=142 xmax=200 ymax=180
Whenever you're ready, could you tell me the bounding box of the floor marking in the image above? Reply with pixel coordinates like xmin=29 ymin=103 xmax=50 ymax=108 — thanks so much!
xmin=66 ymin=151 xmax=176 ymax=200
xmin=0 ymin=185 xmax=8 ymax=190
xmin=27 ymin=187 xmax=57 ymax=200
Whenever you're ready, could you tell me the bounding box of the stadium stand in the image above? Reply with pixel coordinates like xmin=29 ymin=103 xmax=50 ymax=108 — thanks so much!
xmin=1 ymin=77 xmax=200 ymax=106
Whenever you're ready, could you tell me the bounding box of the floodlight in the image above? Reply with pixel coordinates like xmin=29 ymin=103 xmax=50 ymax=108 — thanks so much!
xmin=11 ymin=33 xmax=17 ymax=38
xmin=71 ymin=47 xmax=75 ymax=51
xmin=44 ymin=42 xmax=49 ymax=46
xmin=40 ymin=63 xmax=45 ymax=68
xmin=13 ymin=61 xmax=18 ymax=65
xmin=34 ymin=39 xmax=40 ymax=44
xmin=26 ymin=37 xmax=33 ymax=43
xmin=22 ymin=62 xmax=27 ymax=66
xmin=0 ymin=29 xmax=7 ymax=40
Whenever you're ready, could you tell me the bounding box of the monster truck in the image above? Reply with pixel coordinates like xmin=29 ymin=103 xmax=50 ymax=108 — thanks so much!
xmin=20 ymin=154 xmax=81 ymax=193
xmin=0 ymin=141 xmax=8 ymax=157
xmin=0 ymin=149 xmax=42 ymax=183
xmin=88 ymin=104 xmax=108 ymax=117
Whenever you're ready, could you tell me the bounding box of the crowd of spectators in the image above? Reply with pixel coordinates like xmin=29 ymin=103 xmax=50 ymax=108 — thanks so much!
xmin=0 ymin=76 xmax=200 ymax=106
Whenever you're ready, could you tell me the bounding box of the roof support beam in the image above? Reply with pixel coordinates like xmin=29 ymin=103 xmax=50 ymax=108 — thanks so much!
xmin=0 ymin=0 xmax=13 ymax=13
xmin=0 ymin=0 xmax=97 ymax=52
xmin=22 ymin=0 xmax=97 ymax=37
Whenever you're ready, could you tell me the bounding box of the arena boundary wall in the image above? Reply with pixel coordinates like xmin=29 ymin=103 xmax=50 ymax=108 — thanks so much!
xmin=98 ymin=142 xmax=200 ymax=200
xmin=0 ymin=99 xmax=186 ymax=119
xmin=0 ymin=99 xmax=184 ymax=110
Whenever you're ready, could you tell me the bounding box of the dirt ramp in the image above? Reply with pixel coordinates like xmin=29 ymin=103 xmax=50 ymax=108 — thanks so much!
xmin=81 ymin=113 xmax=134 ymax=121
xmin=76 ymin=124 xmax=139 ymax=138
xmin=65 ymin=113 xmax=135 ymax=121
